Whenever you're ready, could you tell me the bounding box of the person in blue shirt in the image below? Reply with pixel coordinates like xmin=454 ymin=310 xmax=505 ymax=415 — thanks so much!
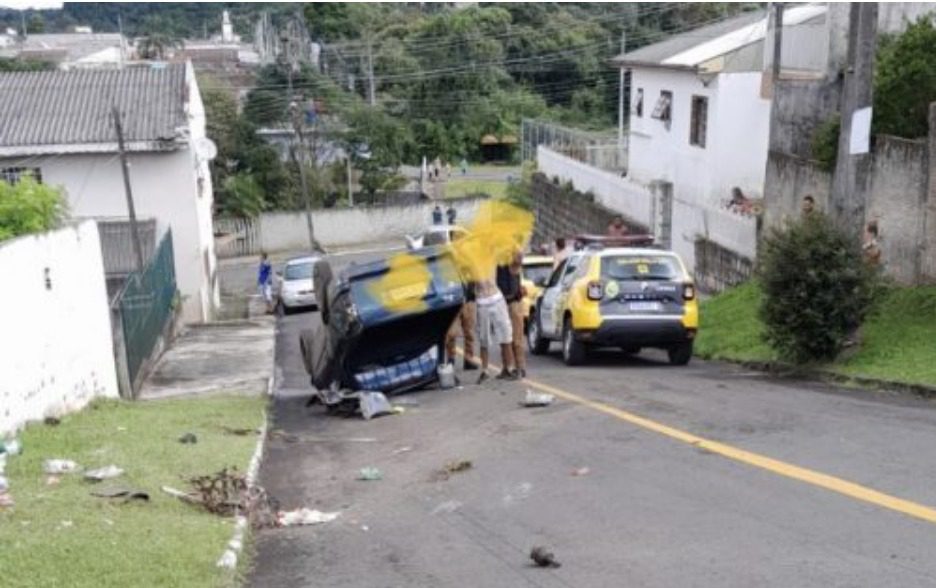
xmin=432 ymin=205 xmax=443 ymax=225
xmin=258 ymin=252 xmax=274 ymax=313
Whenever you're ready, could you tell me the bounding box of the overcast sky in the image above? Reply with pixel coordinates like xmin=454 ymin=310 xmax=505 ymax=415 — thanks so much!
xmin=0 ymin=0 xmax=63 ymax=9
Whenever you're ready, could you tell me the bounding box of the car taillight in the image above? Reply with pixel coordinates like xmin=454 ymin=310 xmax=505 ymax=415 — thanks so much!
xmin=587 ymin=281 xmax=603 ymax=301
xmin=683 ymin=283 xmax=696 ymax=300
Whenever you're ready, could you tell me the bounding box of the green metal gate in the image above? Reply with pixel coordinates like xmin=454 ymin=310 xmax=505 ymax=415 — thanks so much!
xmin=117 ymin=230 xmax=177 ymax=390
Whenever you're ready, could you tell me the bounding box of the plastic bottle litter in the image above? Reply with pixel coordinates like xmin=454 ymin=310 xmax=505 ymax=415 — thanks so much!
xmin=84 ymin=465 xmax=124 ymax=482
xmin=357 ymin=467 xmax=383 ymax=481
xmin=277 ymin=508 xmax=341 ymax=527
xmin=43 ymin=459 xmax=80 ymax=474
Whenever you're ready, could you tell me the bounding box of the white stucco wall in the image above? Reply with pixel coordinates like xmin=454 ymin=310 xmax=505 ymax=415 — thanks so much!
xmin=0 ymin=149 xmax=212 ymax=323
xmin=258 ymin=197 xmax=485 ymax=253
xmin=0 ymin=221 xmax=118 ymax=435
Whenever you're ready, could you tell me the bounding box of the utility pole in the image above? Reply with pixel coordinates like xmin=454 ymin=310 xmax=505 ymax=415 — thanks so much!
xmin=831 ymin=2 xmax=878 ymax=241
xmin=366 ymin=34 xmax=376 ymax=106
xmin=346 ymin=157 xmax=354 ymax=207
xmin=112 ymin=106 xmax=145 ymax=273
xmin=772 ymin=3 xmax=784 ymax=83
xmin=617 ymin=31 xmax=626 ymax=147
xmin=290 ymin=102 xmax=321 ymax=253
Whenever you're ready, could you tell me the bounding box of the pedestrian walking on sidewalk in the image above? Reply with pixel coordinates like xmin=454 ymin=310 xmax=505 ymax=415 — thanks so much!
xmin=497 ymin=250 xmax=527 ymax=378
xmin=432 ymin=205 xmax=443 ymax=225
xmin=258 ymin=252 xmax=274 ymax=314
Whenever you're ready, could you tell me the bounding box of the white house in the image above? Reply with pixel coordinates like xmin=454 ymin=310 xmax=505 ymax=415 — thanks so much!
xmin=606 ymin=4 xmax=828 ymax=270
xmin=0 ymin=62 xmax=219 ymax=323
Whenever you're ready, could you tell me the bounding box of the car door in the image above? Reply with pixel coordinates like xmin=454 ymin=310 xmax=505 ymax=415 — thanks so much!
xmin=538 ymin=260 xmax=567 ymax=337
xmin=551 ymin=254 xmax=587 ymax=332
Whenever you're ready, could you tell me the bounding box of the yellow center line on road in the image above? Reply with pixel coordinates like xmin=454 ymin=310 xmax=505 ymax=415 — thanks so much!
xmin=463 ymin=350 xmax=936 ymax=525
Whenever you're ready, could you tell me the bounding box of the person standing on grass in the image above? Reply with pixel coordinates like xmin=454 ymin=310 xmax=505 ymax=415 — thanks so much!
xmin=257 ymin=252 xmax=274 ymax=314
xmin=497 ymin=249 xmax=527 ymax=378
xmin=475 ymin=276 xmax=517 ymax=384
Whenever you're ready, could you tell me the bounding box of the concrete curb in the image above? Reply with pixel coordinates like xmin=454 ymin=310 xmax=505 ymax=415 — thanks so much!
xmin=711 ymin=357 xmax=936 ymax=400
xmin=216 ymin=376 xmax=273 ymax=572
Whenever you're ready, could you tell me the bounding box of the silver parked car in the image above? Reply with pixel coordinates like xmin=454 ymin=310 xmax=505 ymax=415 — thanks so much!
xmin=276 ymin=256 xmax=319 ymax=314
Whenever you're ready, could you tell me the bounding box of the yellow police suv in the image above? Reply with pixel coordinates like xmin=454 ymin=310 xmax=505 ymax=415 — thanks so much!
xmin=526 ymin=235 xmax=698 ymax=366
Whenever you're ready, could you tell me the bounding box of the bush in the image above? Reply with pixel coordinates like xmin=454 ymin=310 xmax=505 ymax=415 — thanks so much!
xmin=873 ymin=15 xmax=936 ymax=139
xmin=0 ymin=177 xmax=67 ymax=241
xmin=811 ymin=115 xmax=840 ymax=172
xmin=757 ymin=213 xmax=880 ymax=364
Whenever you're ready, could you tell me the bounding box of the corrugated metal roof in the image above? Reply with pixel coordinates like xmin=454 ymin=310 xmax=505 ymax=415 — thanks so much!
xmin=0 ymin=64 xmax=187 ymax=155
xmin=613 ymin=10 xmax=766 ymax=67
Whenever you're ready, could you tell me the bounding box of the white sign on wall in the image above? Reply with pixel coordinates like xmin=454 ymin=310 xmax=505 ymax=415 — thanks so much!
xmin=849 ymin=107 xmax=872 ymax=155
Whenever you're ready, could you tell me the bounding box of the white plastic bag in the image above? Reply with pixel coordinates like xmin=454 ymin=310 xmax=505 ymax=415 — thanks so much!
xmin=359 ymin=391 xmax=393 ymax=420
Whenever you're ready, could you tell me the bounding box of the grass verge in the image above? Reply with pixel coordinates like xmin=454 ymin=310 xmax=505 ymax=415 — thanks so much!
xmin=0 ymin=394 xmax=266 ymax=588
xmin=445 ymin=178 xmax=509 ymax=199
xmin=695 ymin=282 xmax=936 ymax=388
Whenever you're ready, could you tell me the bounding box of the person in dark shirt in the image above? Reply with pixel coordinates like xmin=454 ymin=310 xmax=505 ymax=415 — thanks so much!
xmin=446 ymin=205 xmax=457 ymax=225
xmin=497 ymin=250 xmax=527 ymax=378
xmin=432 ymin=205 xmax=443 ymax=225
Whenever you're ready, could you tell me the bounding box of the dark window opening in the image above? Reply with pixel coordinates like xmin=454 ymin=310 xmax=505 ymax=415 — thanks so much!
xmin=1 ymin=167 xmax=42 ymax=184
xmin=651 ymin=91 xmax=673 ymax=128
xmin=634 ymin=88 xmax=644 ymax=117
xmin=690 ymin=95 xmax=708 ymax=148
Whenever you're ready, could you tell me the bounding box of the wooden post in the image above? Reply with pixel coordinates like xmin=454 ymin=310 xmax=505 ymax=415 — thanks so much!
xmin=112 ymin=106 xmax=145 ymax=273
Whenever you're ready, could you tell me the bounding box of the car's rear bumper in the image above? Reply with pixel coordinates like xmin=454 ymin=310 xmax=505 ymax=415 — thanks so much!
xmin=575 ymin=317 xmax=695 ymax=347
xmin=283 ymin=292 xmax=317 ymax=308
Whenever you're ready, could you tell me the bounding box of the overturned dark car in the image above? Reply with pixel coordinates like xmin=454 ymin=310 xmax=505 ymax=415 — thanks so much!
xmin=300 ymin=246 xmax=464 ymax=403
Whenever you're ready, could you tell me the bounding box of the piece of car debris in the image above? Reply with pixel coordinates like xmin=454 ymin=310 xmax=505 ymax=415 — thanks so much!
xmin=91 ymin=487 xmax=150 ymax=502
xmin=84 ymin=465 xmax=125 ymax=482
xmin=358 ymin=467 xmax=383 ymax=481
xmin=277 ymin=508 xmax=340 ymax=527
xmin=433 ymin=459 xmax=473 ymax=481
xmin=530 ymin=546 xmax=561 ymax=568
xmin=521 ymin=390 xmax=555 ymax=407
xmin=571 ymin=467 xmax=590 ymax=477
xmin=178 ymin=432 xmax=198 ymax=444
xmin=222 ymin=426 xmax=257 ymax=436
xmin=43 ymin=459 xmax=80 ymax=474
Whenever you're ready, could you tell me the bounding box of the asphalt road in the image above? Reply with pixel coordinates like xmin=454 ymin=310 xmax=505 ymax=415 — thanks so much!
xmin=248 ymin=255 xmax=936 ymax=587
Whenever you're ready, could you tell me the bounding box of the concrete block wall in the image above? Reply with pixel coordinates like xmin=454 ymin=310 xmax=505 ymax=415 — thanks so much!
xmin=0 ymin=221 xmax=119 ymax=435
xmin=530 ymin=173 xmax=647 ymax=247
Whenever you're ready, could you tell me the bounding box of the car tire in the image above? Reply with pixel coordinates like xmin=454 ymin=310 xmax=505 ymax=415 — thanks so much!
xmin=668 ymin=341 xmax=693 ymax=366
xmin=313 ymin=260 xmax=333 ymax=325
xmin=528 ymin=309 xmax=550 ymax=355
xmin=562 ymin=318 xmax=587 ymax=366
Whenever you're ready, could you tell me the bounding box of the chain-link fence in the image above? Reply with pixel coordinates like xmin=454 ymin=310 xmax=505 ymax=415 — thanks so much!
xmin=520 ymin=118 xmax=627 ymax=173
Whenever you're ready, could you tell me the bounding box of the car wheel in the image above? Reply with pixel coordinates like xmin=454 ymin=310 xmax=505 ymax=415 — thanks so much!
xmin=528 ymin=309 xmax=550 ymax=355
xmin=562 ymin=318 xmax=587 ymax=366
xmin=668 ymin=341 xmax=693 ymax=366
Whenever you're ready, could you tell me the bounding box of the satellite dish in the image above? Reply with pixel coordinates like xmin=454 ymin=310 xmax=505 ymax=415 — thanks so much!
xmin=195 ymin=137 xmax=217 ymax=161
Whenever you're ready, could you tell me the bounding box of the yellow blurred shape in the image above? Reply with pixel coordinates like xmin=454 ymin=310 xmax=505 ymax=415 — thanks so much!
xmin=451 ymin=200 xmax=534 ymax=282
xmin=367 ymin=252 xmax=432 ymax=314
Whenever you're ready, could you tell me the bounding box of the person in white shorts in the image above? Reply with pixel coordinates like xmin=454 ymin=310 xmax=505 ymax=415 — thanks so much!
xmin=475 ymin=278 xmax=517 ymax=384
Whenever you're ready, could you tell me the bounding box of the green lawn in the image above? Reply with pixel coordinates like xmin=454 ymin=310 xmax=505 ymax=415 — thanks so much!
xmin=0 ymin=394 xmax=266 ymax=588
xmin=444 ymin=178 xmax=509 ymax=199
xmin=695 ymin=282 xmax=936 ymax=388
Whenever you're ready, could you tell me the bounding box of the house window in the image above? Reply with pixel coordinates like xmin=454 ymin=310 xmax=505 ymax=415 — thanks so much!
xmin=634 ymin=88 xmax=644 ymax=117
xmin=651 ymin=91 xmax=673 ymax=127
xmin=1 ymin=167 xmax=42 ymax=184
xmin=690 ymin=95 xmax=708 ymax=148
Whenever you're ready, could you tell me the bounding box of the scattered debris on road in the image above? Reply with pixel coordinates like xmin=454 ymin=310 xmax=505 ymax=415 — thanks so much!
xmin=430 ymin=500 xmax=462 ymax=515
xmin=358 ymin=467 xmax=383 ymax=481
xmin=521 ymin=390 xmax=555 ymax=407
xmin=571 ymin=467 xmax=590 ymax=477
xmin=433 ymin=459 xmax=473 ymax=481
xmin=44 ymin=416 xmax=61 ymax=426
xmin=392 ymin=446 xmax=413 ymax=455
xmin=84 ymin=465 xmax=125 ymax=482
xmin=360 ymin=391 xmax=394 ymax=420
xmin=277 ymin=508 xmax=340 ymax=527
xmin=530 ymin=546 xmax=561 ymax=568
xmin=178 ymin=432 xmax=198 ymax=444
xmin=43 ymin=459 xmax=80 ymax=474
xmin=163 ymin=467 xmax=280 ymax=528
